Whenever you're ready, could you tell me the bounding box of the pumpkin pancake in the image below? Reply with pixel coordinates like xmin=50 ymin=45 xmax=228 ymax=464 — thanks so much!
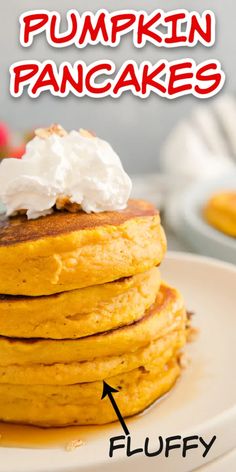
xmin=0 ymin=358 xmax=180 ymax=426
xmin=0 ymin=199 xmax=166 ymax=296
xmin=0 ymin=328 xmax=186 ymax=385
xmin=203 ymin=191 xmax=236 ymax=237
xmin=0 ymin=267 xmax=160 ymax=339
xmin=0 ymin=284 xmax=186 ymax=365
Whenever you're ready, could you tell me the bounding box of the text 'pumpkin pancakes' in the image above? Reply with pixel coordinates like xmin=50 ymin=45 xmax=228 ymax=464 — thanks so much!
xmin=0 ymin=126 xmax=189 ymax=428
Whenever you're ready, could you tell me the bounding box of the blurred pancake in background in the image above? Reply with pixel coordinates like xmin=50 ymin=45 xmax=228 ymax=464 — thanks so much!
xmin=204 ymin=191 xmax=236 ymax=237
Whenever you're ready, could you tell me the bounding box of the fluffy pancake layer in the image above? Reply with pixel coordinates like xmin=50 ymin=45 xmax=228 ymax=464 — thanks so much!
xmin=203 ymin=191 xmax=236 ymax=237
xmin=0 ymin=200 xmax=166 ymax=296
xmin=0 ymin=359 xmax=180 ymax=427
xmin=0 ymin=283 xmax=186 ymax=426
xmin=0 ymin=329 xmax=185 ymax=385
xmin=0 ymin=284 xmax=186 ymax=365
xmin=0 ymin=267 xmax=160 ymax=339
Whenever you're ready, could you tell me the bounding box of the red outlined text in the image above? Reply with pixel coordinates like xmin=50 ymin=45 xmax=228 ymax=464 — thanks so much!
xmin=8 ymin=8 xmax=225 ymax=99
xmin=10 ymin=59 xmax=225 ymax=99
xmin=19 ymin=9 xmax=215 ymax=48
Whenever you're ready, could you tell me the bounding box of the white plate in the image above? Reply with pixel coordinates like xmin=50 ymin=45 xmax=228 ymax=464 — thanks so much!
xmin=178 ymin=175 xmax=236 ymax=264
xmin=195 ymin=447 xmax=236 ymax=471
xmin=0 ymin=252 xmax=236 ymax=472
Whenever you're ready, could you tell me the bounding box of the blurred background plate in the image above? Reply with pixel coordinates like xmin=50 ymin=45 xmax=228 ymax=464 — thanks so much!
xmin=171 ymin=175 xmax=236 ymax=264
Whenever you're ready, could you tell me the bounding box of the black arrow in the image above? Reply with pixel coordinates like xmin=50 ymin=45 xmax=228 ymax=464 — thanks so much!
xmin=101 ymin=381 xmax=130 ymax=436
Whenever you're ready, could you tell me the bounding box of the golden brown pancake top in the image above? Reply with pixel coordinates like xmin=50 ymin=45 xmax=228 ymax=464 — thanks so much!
xmin=0 ymin=199 xmax=158 ymax=247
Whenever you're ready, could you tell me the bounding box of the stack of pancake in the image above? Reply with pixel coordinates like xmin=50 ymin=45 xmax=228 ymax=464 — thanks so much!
xmin=0 ymin=200 xmax=187 ymax=427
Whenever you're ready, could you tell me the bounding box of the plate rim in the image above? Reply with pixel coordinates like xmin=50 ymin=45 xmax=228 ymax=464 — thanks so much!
xmin=166 ymin=250 xmax=236 ymax=271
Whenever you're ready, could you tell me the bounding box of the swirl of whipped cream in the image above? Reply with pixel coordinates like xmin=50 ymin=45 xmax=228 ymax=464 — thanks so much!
xmin=0 ymin=127 xmax=132 ymax=219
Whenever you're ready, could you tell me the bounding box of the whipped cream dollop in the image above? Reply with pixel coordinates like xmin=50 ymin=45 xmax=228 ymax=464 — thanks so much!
xmin=0 ymin=126 xmax=132 ymax=219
